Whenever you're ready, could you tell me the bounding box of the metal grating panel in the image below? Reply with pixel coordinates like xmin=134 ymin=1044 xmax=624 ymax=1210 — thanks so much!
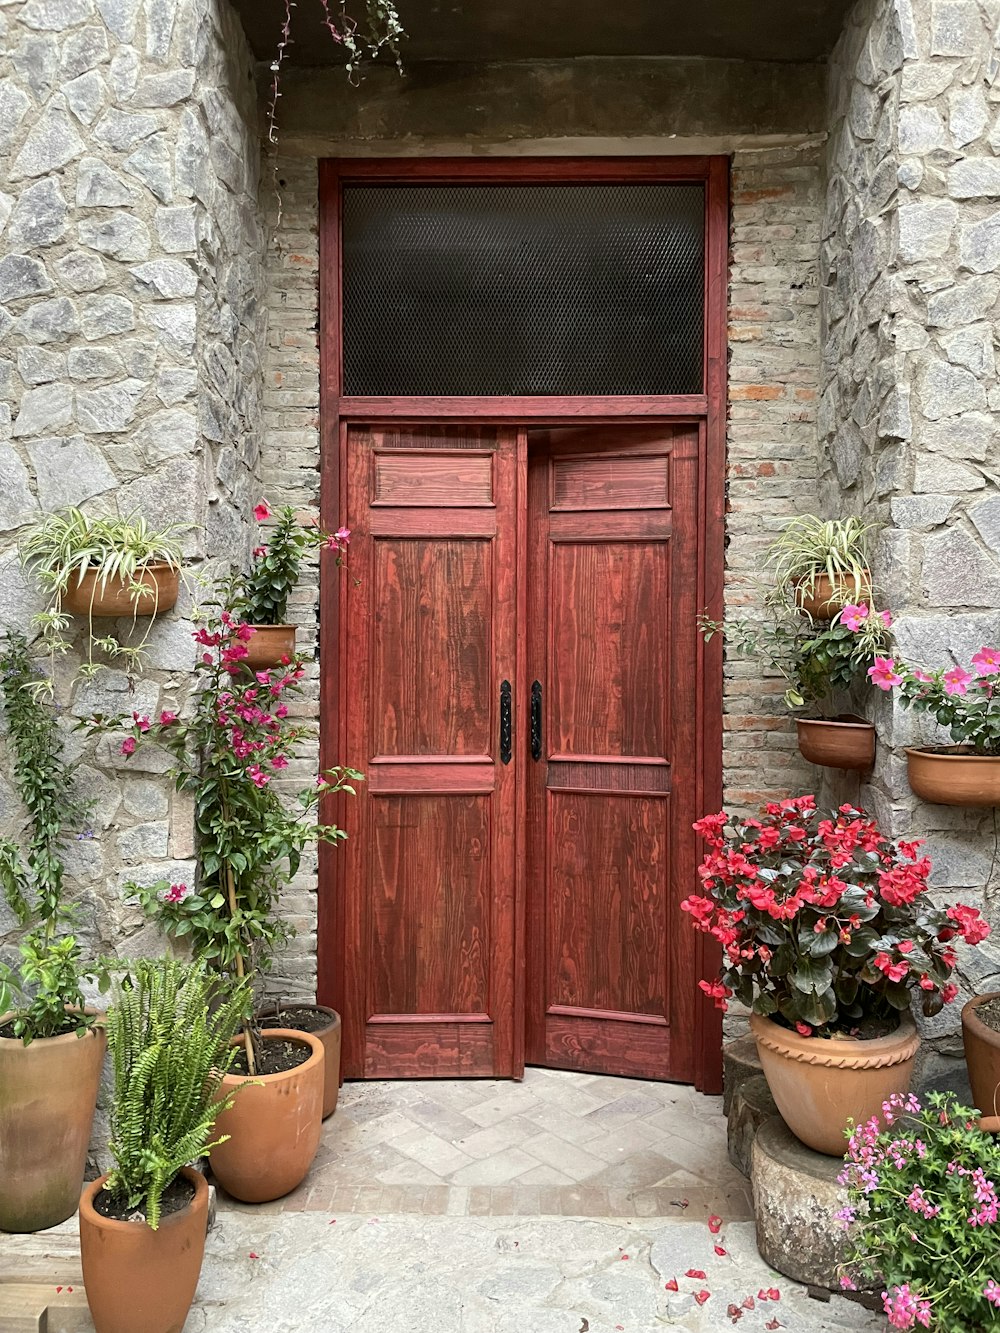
xmin=342 ymin=184 xmax=705 ymax=397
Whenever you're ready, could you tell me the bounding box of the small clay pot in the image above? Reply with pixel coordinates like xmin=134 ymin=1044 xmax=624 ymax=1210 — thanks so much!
xmin=61 ymin=564 xmax=179 ymax=618
xmin=257 ymin=1004 xmax=342 ymax=1118
xmin=209 ymin=1029 xmax=324 ymax=1203
xmin=962 ymin=994 xmax=1000 ymax=1119
xmin=0 ymin=1018 xmax=107 ymax=1232
xmin=242 ymin=625 xmax=297 ymax=670
xmin=906 ymin=747 xmax=1000 ymax=807
xmin=796 ymin=715 xmax=875 ymax=771
xmin=795 ymin=571 xmax=872 ymax=620
xmin=750 ymin=1012 xmax=920 ymax=1157
xmin=79 ymin=1166 xmax=208 ymax=1333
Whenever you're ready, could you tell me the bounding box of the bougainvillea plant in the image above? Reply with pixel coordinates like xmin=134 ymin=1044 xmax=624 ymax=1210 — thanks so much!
xmin=683 ymin=796 xmax=989 ymax=1035
xmin=839 ymin=1091 xmax=1000 ymax=1332
xmin=79 ymin=608 xmax=361 ymax=1070
xmin=867 ymin=646 xmax=1000 ymax=756
xmin=233 ymin=501 xmax=349 ymax=627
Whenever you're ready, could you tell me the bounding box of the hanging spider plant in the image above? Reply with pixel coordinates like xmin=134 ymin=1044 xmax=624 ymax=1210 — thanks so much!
xmin=766 ymin=514 xmax=875 ymax=609
xmin=20 ymin=508 xmax=189 ymax=691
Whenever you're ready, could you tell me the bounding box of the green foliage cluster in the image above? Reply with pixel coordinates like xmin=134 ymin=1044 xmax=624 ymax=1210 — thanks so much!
xmin=233 ymin=504 xmax=348 ymax=627
xmin=766 ymin=514 xmax=873 ymax=601
xmin=104 ymin=959 xmax=250 ymax=1228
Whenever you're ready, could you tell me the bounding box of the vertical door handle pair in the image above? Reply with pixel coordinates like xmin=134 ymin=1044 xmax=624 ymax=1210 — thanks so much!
xmin=499 ymin=681 xmax=542 ymax=764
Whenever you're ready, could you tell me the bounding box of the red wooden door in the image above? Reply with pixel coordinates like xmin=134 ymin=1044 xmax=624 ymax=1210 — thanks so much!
xmin=524 ymin=425 xmax=702 ymax=1081
xmin=342 ymin=424 xmax=519 ymax=1078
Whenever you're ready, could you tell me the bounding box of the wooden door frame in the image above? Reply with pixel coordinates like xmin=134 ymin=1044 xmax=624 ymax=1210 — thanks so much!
xmin=317 ymin=155 xmax=727 ymax=1093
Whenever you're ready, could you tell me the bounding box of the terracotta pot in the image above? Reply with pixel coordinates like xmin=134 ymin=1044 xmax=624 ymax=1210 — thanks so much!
xmin=242 ymin=624 xmax=297 ymax=671
xmin=79 ymin=1166 xmax=207 ymax=1333
xmin=209 ymin=1029 xmax=323 ymax=1203
xmin=795 ymin=571 xmax=872 ymax=620
xmin=61 ymin=564 xmax=179 ymax=618
xmin=906 ymin=747 xmax=1000 ymax=807
xmin=257 ymin=1004 xmax=341 ymax=1118
xmin=797 ymin=715 xmax=875 ymax=771
xmin=0 ymin=1018 xmax=107 ymax=1232
xmin=750 ymin=1012 xmax=920 ymax=1156
xmin=963 ymin=994 xmax=1000 ymax=1118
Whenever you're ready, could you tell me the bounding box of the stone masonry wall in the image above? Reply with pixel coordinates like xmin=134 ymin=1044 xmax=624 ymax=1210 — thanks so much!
xmin=0 ymin=0 xmax=265 ymax=975
xmin=822 ymin=0 xmax=1000 ymax=1054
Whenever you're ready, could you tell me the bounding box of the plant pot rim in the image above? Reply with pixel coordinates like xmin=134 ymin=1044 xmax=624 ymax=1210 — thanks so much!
xmin=221 ymin=1027 xmax=323 ymax=1087
xmin=0 ymin=1010 xmax=106 ymax=1046
xmin=80 ymin=1164 xmax=206 ymax=1234
xmin=255 ymin=1002 xmax=339 ymax=1025
xmin=962 ymin=992 xmax=1000 ymax=1035
xmin=246 ymin=622 xmax=296 ymax=631
xmin=906 ymin=746 xmax=1000 ymax=762
xmin=798 ymin=715 xmax=873 ymax=730
xmin=72 ymin=560 xmax=179 ymax=577
xmin=750 ymin=1010 xmax=919 ymax=1063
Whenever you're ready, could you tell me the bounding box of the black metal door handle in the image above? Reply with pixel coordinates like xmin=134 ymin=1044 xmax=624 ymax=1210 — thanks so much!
xmin=530 ymin=680 xmax=542 ymax=761
xmin=500 ymin=680 xmax=512 ymax=764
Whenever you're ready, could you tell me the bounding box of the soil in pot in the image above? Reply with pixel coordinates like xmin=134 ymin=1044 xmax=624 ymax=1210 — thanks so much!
xmin=975 ymin=997 xmax=1000 ymax=1033
xmin=79 ymin=1166 xmax=207 ymax=1333
xmin=230 ymin=1036 xmax=311 ymax=1076
xmin=92 ymin=1175 xmax=195 ymax=1223
xmin=258 ymin=1004 xmax=342 ymax=1118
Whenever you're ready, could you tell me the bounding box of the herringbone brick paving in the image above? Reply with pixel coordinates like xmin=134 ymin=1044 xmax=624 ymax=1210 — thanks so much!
xmin=218 ymin=1067 xmax=752 ymax=1221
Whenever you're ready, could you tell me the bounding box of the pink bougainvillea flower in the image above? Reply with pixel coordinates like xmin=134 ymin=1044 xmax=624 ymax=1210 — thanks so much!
xmin=868 ymin=657 xmax=903 ymax=689
xmin=248 ymin=765 xmax=271 ymax=788
xmin=839 ymin=604 xmax=869 ymax=632
xmin=271 ymin=754 xmax=289 ymax=770
xmin=973 ymin=647 xmax=1000 ymax=677
xmin=132 ymin=712 xmax=150 ymax=732
xmin=765 ymin=1320 xmax=782 ymax=1331
xmin=159 ymin=710 xmax=178 ymax=726
xmin=120 ymin=736 xmax=136 ymax=756
xmin=943 ymin=667 xmax=972 ymax=696
xmin=253 ymin=502 xmax=270 ymax=522
xmin=163 ymin=883 xmax=191 ymax=904
xmin=234 ymin=623 xmax=256 ymax=642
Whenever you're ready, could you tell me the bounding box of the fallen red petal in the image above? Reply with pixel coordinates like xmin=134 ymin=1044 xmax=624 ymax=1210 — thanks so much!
xmin=55 ymin=1287 xmax=62 ymax=1294
xmin=66 ymin=1288 xmax=73 ymax=1294
xmin=665 ymin=1278 xmax=679 ymax=1292
xmin=620 ymin=1254 xmax=629 ymax=1260
xmin=766 ymin=1320 xmax=782 ymax=1330
xmin=694 ymin=1290 xmax=711 ymax=1306
xmin=727 ymin=1304 xmax=743 ymax=1323
xmin=714 ymin=1245 xmax=728 ymax=1256
xmin=686 ymin=1269 xmax=707 ymax=1280
xmin=742 ymin=1297 xmax=755 ymax=1310
xmin=768 ymin=1288 xmax=781 ymax=1301
xmin=249 ymin=1252 xmax=259 ymax=1260
xmin=758 ymin=1289 xmax=770 ymax=1301
xmin=708 ymin=1215 xmax=723 ymax=1233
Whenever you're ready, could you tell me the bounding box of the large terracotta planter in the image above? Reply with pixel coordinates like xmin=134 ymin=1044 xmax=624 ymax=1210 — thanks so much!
xmin=242 ymin=624 xmax=296 ymax=671
xmin=257 ymin=1004 xmax=341 ymax=1118
xmin=79 ymin=1166 xmax=207 ymax=1333
xmin=209 ymin=1029 xmax=323 ymax=1203
xmin=61 ymin=563 xmax=179 ymax=618
xmin=0 ymin=1019 xmax=107 ymax=1232
xmin=963 ymin=994 xmax=1000 ymax=1119
xmin=795 ymin=571 xmax=872 ymax=620
xmin=750 ymin=1012 xmax=920 ymax=1156
xmin=797 ymin=715 xmax=875 ymax=771
xmin=906 ymin=747 xmax=1000 ymax=807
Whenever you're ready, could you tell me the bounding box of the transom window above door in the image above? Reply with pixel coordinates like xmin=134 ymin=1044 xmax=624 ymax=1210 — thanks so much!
xmin=341 ymin=183 xmax=706 ymax=397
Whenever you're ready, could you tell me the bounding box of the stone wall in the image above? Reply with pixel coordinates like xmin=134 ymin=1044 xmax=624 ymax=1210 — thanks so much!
xmin=822 ymin=0 xmax=1000 ymax=1048
xmin=0 ymin=0 xmax=265 ymax=973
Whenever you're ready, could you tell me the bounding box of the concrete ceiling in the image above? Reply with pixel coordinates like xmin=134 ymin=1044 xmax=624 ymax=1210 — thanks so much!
xmin=233 ymin=0 xmax=855 ymax=67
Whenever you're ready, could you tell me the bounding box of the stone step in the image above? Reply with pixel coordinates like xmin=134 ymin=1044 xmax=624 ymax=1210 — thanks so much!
xmin=728 ymin=1072 xmax=778 ymax=1177
xmin=0 ymin=1285 xmax=90 ymax=1333
xmin=722 ymin=1034 xmax=762 ymax=1115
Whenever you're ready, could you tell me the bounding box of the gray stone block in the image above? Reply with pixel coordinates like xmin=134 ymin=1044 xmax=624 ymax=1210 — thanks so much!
xmin=64 ymin=68 xmax=106 ymax=124
xmin=0 ymin=445 xmax=38 ymax=532
xmin=76 ymin=157 xmax=138 ymax=207
xmin=78 ymin=212 xmax=151 ymax=261
xmin=60 ymin=23 xmax=110 ymax=78
xmin=27 ymin=435 xmax=117 ymax=509
xmin=6 ymin=177 xmax=69 ymax=248
xmin=16 ymin=296 xmax=80 ymax=344
xmin=0 ymin=253 xmax=51 ymax=301
xmin=55 ymin=249 xmax=106 ymax=292
xmin=76 ymin=377 xmax=149 ymax=433
xmin=11 ymin=383 xmax=73 ymax=438
xmin=722 ymin=1034 xmax=763 ymax=1115
xmin=728 ymin=1074 xmax=778 ymax=1178
xmin=10 ymin=103 xmax=85 ymax=179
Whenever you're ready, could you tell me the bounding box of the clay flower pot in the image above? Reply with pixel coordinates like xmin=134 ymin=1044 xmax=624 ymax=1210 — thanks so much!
xmin=61 ymin=564 xmax=179 ymax=618
xmin=796 ymin=715 xmax=875 ymax=771
xmin=906 ymin=747 xmax=1000 ymax=807
xmin=0 ymin=1019 xmax=107 ymax=1232
xmin=962 ymin=994 xmax=1000 ymax=1119
xmin=242 ymin=624 xmax=297 ymax=670
xmin=750 ymin=1012 xmax=920 ymax=1156
xmin=795 ymin=571 xmax=871 ymax=620
xmin=79 ymin=1166 xmax=208 ymax=1333
xmin=257 ymin=1004 xmax=342 ymax=1118
xmin=209 ymin=1028 xmax=324 ymax=1202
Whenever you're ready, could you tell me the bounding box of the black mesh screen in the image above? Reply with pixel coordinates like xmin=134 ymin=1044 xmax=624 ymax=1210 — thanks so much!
xmin=342 ymin=184 xmax=705 ymax=397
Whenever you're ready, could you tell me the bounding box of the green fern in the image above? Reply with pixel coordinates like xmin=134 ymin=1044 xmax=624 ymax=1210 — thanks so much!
xmin=104 ymin=959 xmax=251 ymax=1229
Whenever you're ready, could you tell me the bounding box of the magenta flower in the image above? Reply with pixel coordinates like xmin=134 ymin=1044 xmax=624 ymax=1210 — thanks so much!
xmin=120 ymin=736 xmax=136 ymax=756
xmin=254 ymin=500 xmax=271 ymax=522
xmin=985 ymin=1280 xmax=1000 ymax=1308
xmin=880 ymin=609 xmax=893 ymax=628
xmin=943 ymin=667 xmax=972 ymax=696
xmin=271 ymin=754 xmax=289 ymax=770
xmin=162 ymin=882 xmax=192 ymax=904
xmin=972 ymin=647 xmax=1000 ymax=677
xmin=248 ymin=764 xmax=271 ymax=788
xmin=882 ymin=1284 xmax=931 ymax=1329
xmin=132 ymin=712 xmax=150 ymax=732
xmin=868 ymin=657 xmax=903 ymax=690
xmin=159 ymin=710 xmax=178 ymax=726
xmin=840 ymin=604 xmax=869 ymax=632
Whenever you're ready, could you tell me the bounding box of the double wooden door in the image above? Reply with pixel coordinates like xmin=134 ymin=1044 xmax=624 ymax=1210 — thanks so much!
xmin=338 ymin=421 xmax=706 ymax=1082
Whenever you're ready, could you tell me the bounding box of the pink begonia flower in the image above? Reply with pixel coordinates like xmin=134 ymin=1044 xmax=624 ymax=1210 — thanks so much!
xmin=868 ymin=657 xmax=903 ymax=690
xmin=972 ymin=647 xmax=1000 ymax=677
xmin=162 ymin=882 xmax=191 ymax=904
xmin=840 ymin=604 xmax=869 ymax=632
xmin=943 ymin=667 xmax=972 ymax=696
xmin=254 ymin=501 xmax=271 ymax=522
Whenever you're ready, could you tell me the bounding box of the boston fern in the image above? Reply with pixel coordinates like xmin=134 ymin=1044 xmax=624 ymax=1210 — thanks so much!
xmin=104 ymin=959 xmax=250 ymax=1228
xmin=233 ymin=501 xmax=349 ymax=626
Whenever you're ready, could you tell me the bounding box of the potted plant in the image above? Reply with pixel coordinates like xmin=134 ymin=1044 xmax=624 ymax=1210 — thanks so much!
xmin=684 ymin=796 xmax=989 ymax=1155
xmin=962 ymin=993 xmax=1000 ymax=1120
xmin=0 ymin=632 xmax=106 ymax=1233
xmin=700 ymin=602 xmax=889 ymax=770
xmin=257 ymin=997 xmax=342 ymax=1119
xmin=232 ymin=501 xmax=350 ymax=670
xmin=838 ymin=1091 xmax=1000 ymax=1332
xmin=20 ymin=507 xmax=187 ymax=686
xmin=79 ymin=958 xmax=250 ymax=1333
xmin=867 ymin=647 xmax=1000 ymax=805
xmin=767 ymin=514 xmax=873 ymax=619
xmin=86 ymin=607 xmax=361 ymax=1201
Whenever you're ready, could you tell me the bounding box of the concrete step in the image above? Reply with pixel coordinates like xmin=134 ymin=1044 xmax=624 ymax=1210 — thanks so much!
xmin=0 ymin=1284 xmax=90 ymax=1333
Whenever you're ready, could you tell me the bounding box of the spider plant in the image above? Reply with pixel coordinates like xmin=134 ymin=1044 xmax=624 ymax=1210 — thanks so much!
xmin=766 ymin=514 xmax=875 ymax=603
xmin=20 ymin=508 xmax=188 ymax=690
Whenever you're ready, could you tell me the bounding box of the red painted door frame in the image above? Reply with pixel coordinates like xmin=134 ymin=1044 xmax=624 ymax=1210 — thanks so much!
xmin=317 ymin=156 xmax=727 ymax=1093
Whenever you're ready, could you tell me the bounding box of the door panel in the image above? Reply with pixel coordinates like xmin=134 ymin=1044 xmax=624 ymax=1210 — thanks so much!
xmin=526 ymin=425 xmax=701 ymax=1082
xmin=343 ymin=425 xmax=518 ymax=1078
